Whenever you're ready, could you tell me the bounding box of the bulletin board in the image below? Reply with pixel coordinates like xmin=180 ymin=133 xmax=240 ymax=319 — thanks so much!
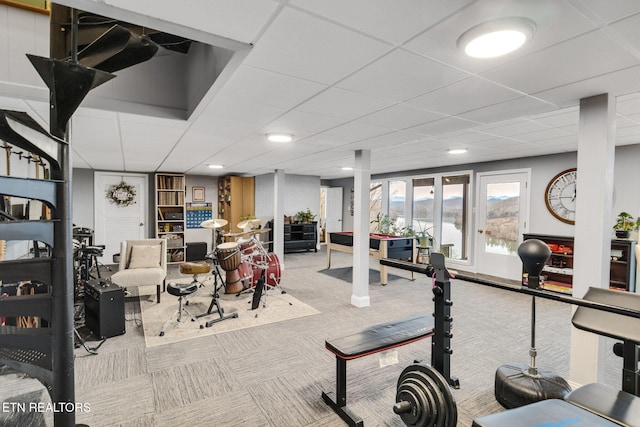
xmin=186 ymin=202 xmax=212 ymax=229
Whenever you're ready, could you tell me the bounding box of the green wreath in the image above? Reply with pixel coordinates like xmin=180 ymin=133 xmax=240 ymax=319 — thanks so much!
xmin=106 ymin=181 xmax=137 ymax=207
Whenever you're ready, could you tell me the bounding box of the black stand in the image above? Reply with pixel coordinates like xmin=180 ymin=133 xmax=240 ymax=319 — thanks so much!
xmin=495 ymin=239 xmax=571 ymax=408
xmin=250 ymin=270 xmax=266 ymax=310
xmin=430 ymin=253 xmax=459 ymax=388
xmin=196 ymin=259 xmax=238 ymax=327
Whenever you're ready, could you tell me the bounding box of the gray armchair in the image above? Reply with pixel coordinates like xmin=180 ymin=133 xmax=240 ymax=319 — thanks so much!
xmin=110 ymin=238 xmax=167 ymax=303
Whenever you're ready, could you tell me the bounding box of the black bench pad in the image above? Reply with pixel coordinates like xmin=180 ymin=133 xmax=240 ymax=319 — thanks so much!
xmin=325 ymin=313 xmax=434 ymax=360
xmin=473 ymin=399 xmax=620 ymax=427
xmin=565 ymin=383 xmax=640 ymax=427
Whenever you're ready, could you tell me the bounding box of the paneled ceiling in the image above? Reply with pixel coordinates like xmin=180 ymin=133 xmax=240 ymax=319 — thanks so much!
xmin=2 ymin=0 xmax=640 ymax=179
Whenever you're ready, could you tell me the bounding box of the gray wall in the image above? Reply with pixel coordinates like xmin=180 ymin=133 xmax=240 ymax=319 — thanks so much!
xmin=326 ymin=145 xmax=640 ymax=239
xmin=255 ymin=173 xmax=321 ymax=223
xmin=72 ymin=170 xmax=320 ymax=244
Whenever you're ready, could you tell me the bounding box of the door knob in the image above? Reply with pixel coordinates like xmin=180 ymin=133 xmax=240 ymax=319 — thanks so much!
xmin=477 ymin=229 xmax=484 ymax=234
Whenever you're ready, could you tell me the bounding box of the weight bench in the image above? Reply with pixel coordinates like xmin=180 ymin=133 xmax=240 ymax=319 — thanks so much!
xmin=474 ymin=384 xmax=640 ymax=427
xmin=322 ymin=313 xmax=434 ymax=427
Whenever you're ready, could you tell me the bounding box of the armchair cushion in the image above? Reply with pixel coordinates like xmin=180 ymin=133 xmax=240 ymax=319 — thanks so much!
xmin=128 ymin=245 xmax=162 ymax=269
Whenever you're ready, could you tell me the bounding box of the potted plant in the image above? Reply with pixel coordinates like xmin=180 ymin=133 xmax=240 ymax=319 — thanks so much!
xmin=613 ymin=211 xmax=640 ymax=238
xmin=296 ymin=208 xmax=316 ymax=224
xmin=415 ymin=222 xmax=434 ymax=247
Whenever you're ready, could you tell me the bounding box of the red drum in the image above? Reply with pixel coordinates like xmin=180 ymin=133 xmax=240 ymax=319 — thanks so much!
xmin=249 ymin=253 xmax=281 ymax=288
xmin=237 ymin=262 xmax=253 ymax=288
xmin=238 ymin=238 xmax=257 ymax=256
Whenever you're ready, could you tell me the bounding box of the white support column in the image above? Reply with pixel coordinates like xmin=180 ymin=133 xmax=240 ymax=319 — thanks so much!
xmin=570 ymin=93 xmax=616 ymax=386
xmin=273 ymin=169 xmax=285 ymax=268
xmin=352 ymin=150 xmax=371 ymax=307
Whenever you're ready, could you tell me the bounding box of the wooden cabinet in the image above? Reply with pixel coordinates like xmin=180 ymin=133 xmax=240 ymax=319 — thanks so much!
xmin=523 ymin=234 xmax=636 ymax=293
xmin=217 ymin=176 xmax=254 ymax=233
xmin=268 ymin=221 xmax=318 ymax=253
xmin=155 ymin=173 xmax=186 ymax=263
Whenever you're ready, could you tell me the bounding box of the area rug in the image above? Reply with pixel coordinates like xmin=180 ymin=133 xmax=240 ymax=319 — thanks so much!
xmin=137 ymin=281 xmax=320 ymax=348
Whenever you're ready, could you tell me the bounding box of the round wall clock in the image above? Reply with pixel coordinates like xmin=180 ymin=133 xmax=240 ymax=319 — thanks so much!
xmin=545 ymin=168 xmax=577 ymax=224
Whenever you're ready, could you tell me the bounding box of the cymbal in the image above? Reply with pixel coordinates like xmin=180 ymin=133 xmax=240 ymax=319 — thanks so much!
xmin=237 ymin=219 xmax=252 ymax=229
xmin=251 ymin=228 xmax=271 ymax=235
xmin=237 ymin=218 xmax=262 ymax=229
xmin=225 ymin=230 xmax=253 ymax=238
xmin=201 ymin=218 xmax=228 ymax=229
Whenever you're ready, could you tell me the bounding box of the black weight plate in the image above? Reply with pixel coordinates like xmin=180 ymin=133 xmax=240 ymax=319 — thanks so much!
xmin=395 ymin=364 xmax=457 ymax=427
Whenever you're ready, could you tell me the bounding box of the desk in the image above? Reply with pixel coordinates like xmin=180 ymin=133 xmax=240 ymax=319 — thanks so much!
xmin=327 ymin=232 xmax=416 ymax=285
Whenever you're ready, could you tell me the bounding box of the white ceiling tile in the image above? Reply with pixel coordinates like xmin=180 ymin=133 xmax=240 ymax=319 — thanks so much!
xmin=480 ymin=31 xmax=640 ymax=95
xmin=203 ymin=94 xmax=286 ymax=127
xmin=512 ymin=128 xmax=575 ymax=143
xmin=408 ymin=77 xmax=523 ymax=116
xmin=337 ymin=49 xmax=468 ymax=102
xmin=459 ymin=96 xmax=557 ymax=124
xmin=404 ymin=0 xmax=597 ymax=74
xmin=532 ymin=108 xmax=580 ymax=128
xmin=217 ymin=65 xmax=327 ymax=109
xmin=261 ymin=110 xmax=343 ymax=138
xmin=534 ymin=66 xmax=640 ymax=107
xmin=573 ymin=0 xmax=640 ymax=24
xmin=317 ymin=121 xmax=393 ymax=144
xmin=244 ymin=7 xmax=391 ymax=84
xmin=479 ymin=119 xmax=550 ymax=137
xmin=290 ymin=0 xmax=474 ymax=44
xmin=408 ymin=116 xmax=479 ymax=136
xmin=347 ymin=131 xmax=427 ymax=151
xmin=295 ymin=88 xmax=394 ymax=121
xmin=356 ymin=103 xmax=446 ymax=130
xmin=617 ymin=94 xmax=640 ymax=116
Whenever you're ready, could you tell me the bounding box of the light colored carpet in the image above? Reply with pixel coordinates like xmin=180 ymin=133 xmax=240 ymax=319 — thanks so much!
xmin=138 ymin=281 xmax=320 ymax=348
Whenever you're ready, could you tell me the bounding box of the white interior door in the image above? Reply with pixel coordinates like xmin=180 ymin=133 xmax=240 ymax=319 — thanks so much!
xmin=476 ymin=171 xmax=529 ymax=280
xmin=94 ymin=172 xmax=147 ymax=263
xmin=325 ymin=187 xmax=343 ymax=233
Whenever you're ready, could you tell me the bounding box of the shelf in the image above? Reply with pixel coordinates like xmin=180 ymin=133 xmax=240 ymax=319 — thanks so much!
xmin=524 ymin=233 xmax=636 ymax=293
xmin=155 ymin=173 xmax=186 ymax=262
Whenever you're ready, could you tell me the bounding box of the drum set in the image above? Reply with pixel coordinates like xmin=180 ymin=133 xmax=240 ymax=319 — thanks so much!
xmin=201 ymin=218 xmax=284 ymax=307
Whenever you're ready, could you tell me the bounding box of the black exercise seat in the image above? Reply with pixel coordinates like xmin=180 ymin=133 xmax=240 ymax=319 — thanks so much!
xmin=565 ymin=383 xmax=640 ymax=427
xmin=472 ymin=399 xmax=620 ymax=427
xmin=322 ymin=313 xmax=434 ymax=427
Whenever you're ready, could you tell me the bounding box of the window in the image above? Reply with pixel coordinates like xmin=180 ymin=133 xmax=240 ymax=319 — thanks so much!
xmin=369 ymin=182 xmax=382 ymax=232
xmin=389 ymin=180 xmax=406 ymax=228
xmin=412 ymin=178 xmax=435 ymax=239
xmin=441 ymin=174 xmax=469 ymax=260
xmin=371 ymin=172 xmax=471 ymax=262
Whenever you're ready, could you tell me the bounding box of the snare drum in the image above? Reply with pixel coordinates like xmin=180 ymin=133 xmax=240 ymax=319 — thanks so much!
xmin=216 ymin=242 xmax=241 ymax=271
xmin=238 ymin=238 xmax=257 ymax=256
xmin=250 ymin=253 xmax=281 ymax=288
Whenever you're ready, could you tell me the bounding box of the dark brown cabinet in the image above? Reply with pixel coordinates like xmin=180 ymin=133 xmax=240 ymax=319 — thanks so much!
xmin=268 ymin=221 xmax=318 ymax=253
xmin=523 ymin=234 xmax=636 ymax=293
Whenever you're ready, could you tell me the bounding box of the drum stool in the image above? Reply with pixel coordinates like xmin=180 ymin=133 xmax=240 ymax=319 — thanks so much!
xmin=179 ymin=261 xmax=211 ymax=288
xmin=159 ymin=282 xmax=204 ymax=336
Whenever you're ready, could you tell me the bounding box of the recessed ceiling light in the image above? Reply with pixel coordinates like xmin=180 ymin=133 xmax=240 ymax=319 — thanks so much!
xmin=457 ymin=17 xmax=535 ymax=59
xmin=208 ymin=164 xmax=224 ymax=169
xmin=342 ymin=167 xmax=353 ymax=171
xmin=266 ymin=133 xmax=293 ymax=143
xmin=448 ymin=148 xmax=467 ymax=155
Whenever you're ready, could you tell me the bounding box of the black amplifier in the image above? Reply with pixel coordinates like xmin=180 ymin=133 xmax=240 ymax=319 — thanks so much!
xmin=84 ymin=280 xmax=125 ymax=339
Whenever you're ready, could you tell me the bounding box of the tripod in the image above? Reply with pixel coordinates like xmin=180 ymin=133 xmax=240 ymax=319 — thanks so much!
xmin=196 ymin=257 xmax=238 ymax=327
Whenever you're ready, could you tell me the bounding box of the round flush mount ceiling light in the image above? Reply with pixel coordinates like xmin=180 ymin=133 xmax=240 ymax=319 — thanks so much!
xmin=341 ymin=166 xmax=353 ymax=171
xmin=457 ymin=17 xmax=535 ymax=59
xmin=448 ymin=148 xmax=467 ymax=155
xmin=208 ymin=164 xmax=224 ymax=169
xmin=266 ymin=133 xmax=294 ymax=143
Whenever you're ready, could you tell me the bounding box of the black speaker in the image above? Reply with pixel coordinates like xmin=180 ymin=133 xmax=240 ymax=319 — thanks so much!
xmin=84 ymin=280 xmax=125 ymax=339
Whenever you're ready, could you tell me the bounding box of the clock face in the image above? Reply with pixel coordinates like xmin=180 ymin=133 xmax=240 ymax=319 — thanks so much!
xmin=545 ymin=168 xmax=577 ymax=224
